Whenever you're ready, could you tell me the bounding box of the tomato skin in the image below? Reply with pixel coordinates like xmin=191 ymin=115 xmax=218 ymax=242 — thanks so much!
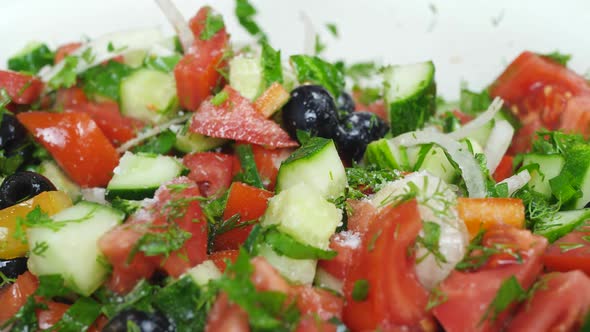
xmin=0 ymin=70 xmax=44 ymax=104
xmin=560 ymin=95 xmax=590 ymax=138
xmin=99 ymin=178 xmax=207 ymax=294
xmin=343 ymin=200 xmax=430 ymax=330
xmin=432 ymin=225 xmax=548 ymax=332
xmin=492 ymin=155 xmax=513 ymax=182
xmin=543 ymin=222 xmax=590 ymax=276
xmin=183 ymin=152 xmax=235 ymax=197
xmin=507 ymin=271 xmax=590 ymax=332
xmin=318 ymin=231 xmax=360 ymax=280
xmin=213 ymin=182 xmax=272 ymax=251
xmin=37 ymin=301 xmax=70 ymax=330
xmin=292 ymin=285 xmax=343 ymax=321
xmin=250 ymin=256 xmax=291 ymax=294
xmin=295 ymin=317 xmax=337 ymax=332
xmin=190 ymin=86 xmax=298 ymax=149
xmin=0 ymin=271 xmax=38 ymax=324
xmin=54 ymin=42 xmax=82 ymax=64
xmin=251 ymin=145 xmax=292 ymax=190
xmin=205 ymin=293 xmax=250 ymax=332
xmin=175 ymin=7 xmax=229 ymax=111
xmin=17 ymin=111 xmax=119 ymax=187
xmin=209 ymin=250 xmax=239 ymax=273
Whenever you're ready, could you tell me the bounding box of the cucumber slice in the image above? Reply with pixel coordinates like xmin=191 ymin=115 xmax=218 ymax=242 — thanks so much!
xmin=186 ymin=260 xmax=222 ymax=286
xmin=174 ymin=131 xmax=226 ymax=153
xmin=120 ymin=68 xmax=178 ymax=124
xmin=27 ymin=201 xmax=124 ymax=296
xmin=123 ymin=49 xmax=147 ymax=68
xmin=364 ymin=138 xmax=410 ymax=171
xmin=258 ymin=243 xmax=317 ymax=284
xmin=522 ymin=154 xmax=565 ymax=199
xmin=314 ymin=267 xmax=343 ymax=294
xmin=229 ymin=55 xmax=264 ymax=100
xmin=534 ymin=209 xmax=590 ymax=242
xmin=415 ymin=145 xmax=458 ymax=184
xmin=106 ymin=152 xmax=184 ymax=200
xmin=383 ymin=61 xmax=436 ymax=136
xmin=276 ymin=137 xmax=347 ymax=199
xmin=39 ymin=160 xmax=81 ymax=202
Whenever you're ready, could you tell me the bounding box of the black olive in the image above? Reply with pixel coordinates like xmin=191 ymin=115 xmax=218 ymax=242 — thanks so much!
xmin=102 ymin=309 xmax=174 ymax=332
xmin=282 ymin=85 xmax=339 ymax=141
xmin=335 ymin=111 xmax=389 ymax=162
xmin=0 ymin=171 xmax=56 ymax=209
xmin=337 ymin=92 xmax=356 ymax=115
xmin=0 ymin=113 xmax=28 ymax=153
xmin=0 ymin=257 xmax=28 ymax=280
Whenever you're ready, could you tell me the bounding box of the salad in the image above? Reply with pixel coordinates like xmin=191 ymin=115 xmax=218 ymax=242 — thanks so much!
xmin=1 ymin=1 xmax=590 ymax=331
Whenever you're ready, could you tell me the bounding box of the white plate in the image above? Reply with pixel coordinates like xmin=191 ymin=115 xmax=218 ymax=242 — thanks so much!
xmin=1 ymin=0 xmax=589 ymax=98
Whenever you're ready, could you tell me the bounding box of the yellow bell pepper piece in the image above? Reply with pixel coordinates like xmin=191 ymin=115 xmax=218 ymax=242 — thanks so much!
xmin=0 ymin=191 xmax=72 ymax=259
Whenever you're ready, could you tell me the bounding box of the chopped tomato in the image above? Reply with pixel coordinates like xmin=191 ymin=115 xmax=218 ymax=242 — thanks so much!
xmin=492 ymin=155 xmax=514 ymax=182
xmin=452 ymin=110 xmax=474 ymax=125
xmin=508 ymin=112 xmax=544 ymax=154
xmin=0 ymin=70 xmax=44 ymax=104
xmin=318 ymin=231 xmax=361 ymax=281
xmin=99 ymin=177 xmax=207 ymax=294
xmin=183 ymin=152 xmax=235 ymax=197
xmin=17 ymin=111 xmax=119 ymax=187
xmin=213 ymin=182 xmax=272 ymax=251
xmin=352 ymin=90 xmax=388 ymax=122
xmin=346 ymin=199 xmax=378 ymax=235
xmin=37 ymin=302 xmax=70 ymax=330
xmin=251 ymin=144 xmax=292 ymax=189
xmin=508 ymin=271 xmax=590 ymax=332
xmin=543 ymin=221 xmax=590 ymax=276
xmin=295 ymin=317 xmax=338 ymax=332
xmin=560 ymin=95 xmax=590 ymax=138
xmin=0 ymin=272 xmax=38 ymax=324
xmin=205 ymin=293 xmax=249 ymax=332
xmin=343 ymin=200 xmax=430 ymax=330
xmin=457 ymin=198 xmax=525 ymax=237
xmin=432 ymin=225 xmax=548 ymax=332
xmin=292 ymin=285 xmax=343 ymax=321
xmin=250 ymin=256 xmax=291 ymax=294
xmin=209 ymin=250 xmax=239 ymax=273
xmin=190 ymin=86 xmax=298 ymax=149
xmin=54 ymin=42 xmax=82 ymax=64
xmin=55 ymin=87 xmax=88 ymax=107
xmin=175 ymin=6 xmax=229 ymax=111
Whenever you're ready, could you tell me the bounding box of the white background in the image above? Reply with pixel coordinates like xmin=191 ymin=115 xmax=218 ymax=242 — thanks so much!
xmin=1 ymin=0 xmax=589 ymax=99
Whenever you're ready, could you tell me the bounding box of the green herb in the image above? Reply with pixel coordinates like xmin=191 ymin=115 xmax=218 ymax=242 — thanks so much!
xmin=456 ymin=229 xmax=523 ymax=271
xmin=200 ymin=9 xmax=225 ymax=41
xmin=129 ymin=224 xmax=192 ymax=260
xmin=49 ymin=55 xmax=79 ymax=89
xmin=97 ymin=280 xmax=157 ymax=318
xmin=426 ymin=286 xmax=448 ymax=310
xmin=346 ymin=62 xmax=379 ymax=83
xmin=290 ymin=55 xmax=345 ymax=97
xmin=35 ymin=274 xmax=73 ymax=298
xmin=326 ymin=23 xmax=339 ymax=38
xmin=261 ymin=42 xmax=283 ymax=88
xmin=314 ymin=35 xmax=326 ymax=55
xmin=0 ymin=149 xmax=25 ymax=176
xmin=81 ymin=47 xmax=96 ymax=64
xmin=480 ymin=276 xmax=527 ymax=324
xmin=459 ymin=85 xmax=491 ymax=115
xmin=31 ymin=241 xmax=49 ymax=257
xmin=557 ymin=242 xmax=585 ymax=253
xmin=0 ymin=297 xmax=42 ymax=331
xmin=127 ymin=321 xmax=142 ymax=332
xmin=81 ymin=60 xmax=134 ymax=102
xmin=531 ymin=130 xmax=585 ymax=155
xmin=234 ymin=144 xmax=264 ymax=188
xmin=211 ymin=90 xmax=229 ymax=106
xmin=132 ymin=129 xmax=176 ymax=155
xmin=0 ymin=271 xmax=16 ymax=288
xmin=416 ymin=221 xmax=447 ymax=263
xmin=143 ymin=54 xmax=182 ymax=72
xmin=264 ymin=228 xmax=337 ymax=260
xmin=51 ymin=297 xmax=102 ymax=332
xmin=549 ymin=172 xmax=582 ymax=203
xmin=539 ymin=51 xmax=571 ymax=67
xmin=351 ymin=279 xmax=369 ymax=301
xmin=107 ymin=42 xmax=128 ymax=53
xmin=235 ymin=0 xmax=268 ymax=42
xmin=353 ymin=86 xmax=381 ymax=105
xmin=13 ymin=205 xmax=55 ymax=243
xmin=243 ymin=224 xmax=263 ymax=254
xmin=8 ymin=42 xmax=54 ymax=74
xmin=110 ymin=198 xmax=142 ymax=216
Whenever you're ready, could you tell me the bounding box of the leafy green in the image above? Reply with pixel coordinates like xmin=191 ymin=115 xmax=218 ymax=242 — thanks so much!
xmin=35 ymin=274 xmax=73 ymax=298
xmin=530 ymin=130 xmax=585 ymax=155
xmin=51 ymin=297 xmax=102 ymax=332
xmin=0 ymin=271 xmax=15 ymax=288
xmin=426 ymin=286 xmax=448 ymax=310
xmin=314 ymin=35 xmax=326 ymax=55
xmin=110 ymin=198 xmax=142 ymax=216
xmin=513 ymin=186 xmax=560 ymax=229
xmin=539 ymin=51 xmax=571 ymax=67
xmin=8 ymin=42 xmax=54 ymax=74
xmin=48 ymin=55 xmax=79 ymax=89
xmin=325 ymin=23 xmax=339 ymax=38
xmin=234 ymin=144 xmax=264 ymax=189
xmin=480 ymin=276 xmax=527 ymax=324
xmin=0 ymin=149 xmax=25 ymax=176
xmin=200 ymin=10 xmax=225 ymax=41
xmin=351 ymin=279 xmax=369 ymax=301
xmin=97 ymin=280 xmax=157 ymax=318
xmin=81 ymin=60 xmax=134 ymax=102
xmin=211 ymin=90 xmax=229 ymax=106
xmin=459 ymin=85 xmax=491 ymax=115
xmin=0 ymin=297 xmax=42 ymax=331
xmin=132 ymin=129 xmax=176 ymax=155
xmin=129 ymin=223 xmax=192 ymax=260
xmin=143 ymin=54 xmax=182 ymax=72
xmin=235 ymin=0 xmax=268 ymax=42
xmin=261 ymin=42 xmax=283 ymax=88
xmin=345 ymin=62 xmax=379 ymax=83
xmin=283 ymin=136 xmax=330 ymax=165
xmin=13 ymin=205 xmax=56 ymax=243
xmin=416 ymin=221 xmax=447 ymax=263
xmin=263 ymin=228 xmax=337 ymax=260
xmin=290 ymin=55 xmax=345 ymax=97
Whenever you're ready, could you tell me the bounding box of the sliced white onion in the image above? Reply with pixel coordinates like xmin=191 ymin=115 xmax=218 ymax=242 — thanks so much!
xmin=484 ymin=120 xmax=515 ymax=173
xmin=154 ymin=0 xmax=194 ymax=52
xmin=116 ymin=113 xmax=191 ymax=153
xmin=390 ymin=131 xmax=486 ymax=198
xmin=448 ymin=97 xmax=504 ymax=140
xmin=499 ymin=170 xmax=531 ymax=196
xmin=40 ymin=27 xmax=165 ymax=83
xmin=299 ymin=11 xmax=315 ymax=55
xmin=81 ymin=188 xmax=108 ymax=205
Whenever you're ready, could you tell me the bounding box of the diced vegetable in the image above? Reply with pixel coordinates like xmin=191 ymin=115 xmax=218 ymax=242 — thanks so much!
xmin=522 ymin=153 xmax=565 ymax=198
xmin=229 ymin=55 xmax=263 ymax=100
xmin=253 ymin=82 xmax=290 ymax=118
xmin=38 ymin=160 xmax=81 ymax=202
xmin=457 ymin=198 xmax=525 ymax=237
xmin=174 ymin=130 xmax=226 ymax=153
xmin=7 ymin=42 xmax=54 ymax=74
xmin=534 ymin=209 xmax=590 ymax=242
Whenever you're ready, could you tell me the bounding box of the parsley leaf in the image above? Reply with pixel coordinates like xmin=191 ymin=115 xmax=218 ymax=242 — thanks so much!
xmin=13 ymin=205 xmax=56 ymax=243
xmin=51 ymin=297 xmax=102 ymax=332
xmin=81 ymin=60 xmax=134 ymax=102
xmin=143 ymin=54 xmax=182 ymax=73
xmin=531 ymin=130 xmax=585 ymax=155
xmin=0 ymin=271 xmax=15 ymax=288
xmin=459 ymin=85 xmax=491 ymax=115
xmin=314 ymin=35 xmax=326 ymax=55
xmin=200 ymin=10 xmax=225 ymax=41
xmin=211 ymin=90 xmax=229 ymax=106
xmin=35 ymin=274 xmax=73 ymax=298
xmin=263 ymin=228 xmax=337 ymax=260
xmin=416 ymin=221 xmax=447 ymax=263
xmin=261 ymin=42 xmax=283 ymax=88
xmin=351 ymin=279 xmax=369 ymax=301
xmin=8 ymin=42 xmax=54 ymax=74
xmin=539 ymin=51 xmax=571 ymax=67
xmin=480 ymin=276 xmax=527 ymax=324
xmin=326 ymin=23 xmax=339 ymax=38
xmin=48 ymin=55 xmax=79 ymax=89
xmin=290 ymin=55 xmax=345 ymax=97
xmin=132 ymin=129 xmax=176 ymax=155
xmin=426 ymin=286 xmax=448 ymax=310
xmin=0 ymin=297 xmax=42 ymax=331
xmin=129 ymin=223 xmax=192 ymax=260
xmin=346 ymin=62 xmax=379 ymax=83
xmin=97 ymin=280 xmax=157 ymax=318
xmin=234 ymin=144 xmax=264 ymax=189
xmin=235 ymin=0 xmax=268 ymax=42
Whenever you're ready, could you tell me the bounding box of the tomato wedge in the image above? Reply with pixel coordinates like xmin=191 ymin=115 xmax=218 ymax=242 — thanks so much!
xmin=0 ymin=70 xmax=44 ymax=104
xmin=54 ymin=42 xmax=82 ymax=64
xmin=190 ymin=86 xmax=298 ymax=149
xmin=0 ymin=272 xmax=38 ymax=324
xmin=209 ymin=249 xmax=239 ymax=273
xmin=543 ymin=221 xmax=590 ymax=276
xmin=17 ymin=111 xmax=119 ymax=187
xmin=183 ymin=152 xmax=235 ymax=197
xmin=205 ymin=293 xmax=249 ymax=332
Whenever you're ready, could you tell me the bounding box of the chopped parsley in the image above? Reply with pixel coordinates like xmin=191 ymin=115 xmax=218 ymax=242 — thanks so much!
xmin=235 ymin=0 xmax=268 ymax=42
xmin=426 ymin=286 xmax=448 ymax=310
xmin=351 ymin=279 xmax=369 ymax=301
xmin=48 ymin=55 xmax=79 ymax=89
xmin=200 ymin=9 xmax=225 ymax=41
xmin=0 ymin=271 xmax=15 ymax=288
xmin=345 ymin=61 xmax=379 ymax=83
xmin=416 ymin=221 xmax=447 ymax=264
xmin=263 ymin=228 xmax=337 ymax=260
xmin=81 ymin=60 xmax=134 ymax=102
xmin=539 ymin=51 xmax=571 ymax=67
xmin=480 ymin=276 xmax=527 ymax=324
xmin=314 ymin=34 xmax=326 ymax=55
xmin=7 ymin=42 xmax=54 ymax=74
xmin=455 ymin=229 xmax=523 ymax=271
xmin=211 ymin=90 xmax=229 ymax=106
xmin=129 ymin=223 xmax=192 ymax=260
xmin=261 ymin=42 xmax=283 ymax=88
xmin=326 ymin=23 xmax=339 ymax=38
xmin=290 ymin=54 xmax=345 ymax=97
xmin=143 ymin=54 xmax=182 ymax=73
xmin=132 ymin=129 xmax=176 ymax=155
xmin=234 ymin=144 xmax=264 ymax=189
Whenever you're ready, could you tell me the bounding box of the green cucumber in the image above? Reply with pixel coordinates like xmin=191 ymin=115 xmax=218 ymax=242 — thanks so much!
xmin=39 ymin=160 xmax=81 ymax=202
xmin=174 ymin=130 xmax=226 ymax=153
xmin=522 ymin=154 xmax=565 ymax=199
xmin=258 ymin=244 xmax=317 ymax=284
xmin=364 ymin=138 xmax=410 ymax=171
xmin=186 ymin=260 xmax=222 ymax=286
xmin=534 ymin=209 xmax=590 ymax=242
xmin=383 ymin=61 xmax=436 ymax=136
xmin=276 ymin=137 xmax=347 ymax=199
xmin=106 ymin=152 xmax=184 ymax=200
xmin=27 ymin=201 xmax=124 ymax=296
xmin=229 ymin=55 xmax=263 ymax=100
xmin=120 ymin=68 xmax=178 ymax=124
xmin=415 ymin=145 xmax=458 ymax=183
